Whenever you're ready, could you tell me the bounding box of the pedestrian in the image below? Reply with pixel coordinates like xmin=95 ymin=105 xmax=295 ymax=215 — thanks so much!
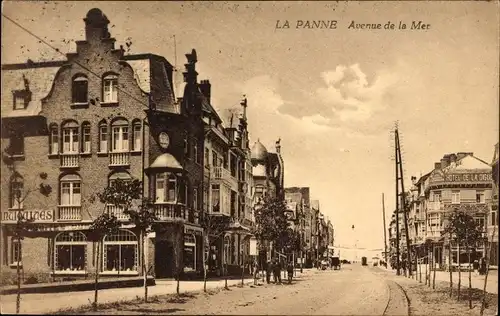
xmin=273 ymin=259 xmax=282 ymax=284
xmin=287 ymin=261 xmax=294 ymax=284
xmin=402 ymin=259 xmax=407 ymax=277
xmin=473 ymin=260 xmax=479 ymax=276
xmin=266 ymin=260 xmax=272 ymax=284
xmin=479 ymin=257 xmax=487 ymax=275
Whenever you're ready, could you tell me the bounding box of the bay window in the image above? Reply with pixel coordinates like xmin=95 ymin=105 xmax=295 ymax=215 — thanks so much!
xmin=103 ymin=74 xmax=118 ymax=103
xmin=60 ymin=174 xmax=81 ymax=206
xmin=211 ymin=184 xmax=220 ymax=212
xmin=54 ymin=232 xmax=86 ymax=273
xmin=155 ymin=172 xmax=177 ymax=203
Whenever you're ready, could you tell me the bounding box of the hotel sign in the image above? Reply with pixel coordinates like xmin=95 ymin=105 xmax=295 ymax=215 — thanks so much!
xmin=2 ymin=209 xmax=54 ymax=223
xmin=444 ymin=173 xmax=492 ymax=183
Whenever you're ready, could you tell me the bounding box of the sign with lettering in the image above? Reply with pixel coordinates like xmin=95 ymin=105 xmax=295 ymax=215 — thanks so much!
xmin=2 ymin=209 xmax=54 ymax=223
xmin=443 ymin=173 xmax=492 ymax=183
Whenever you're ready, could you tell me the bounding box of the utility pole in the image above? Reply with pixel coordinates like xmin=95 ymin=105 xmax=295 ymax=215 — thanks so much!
xmin=300 ymin=198 xmax=304 ymax=273
xmin=396 ymin=127 xmax=412 ymax=276
xmin=395 ymin=125 xmax=401 ymax=276
xmin=382 ymin=193 xmax=388 ymax=269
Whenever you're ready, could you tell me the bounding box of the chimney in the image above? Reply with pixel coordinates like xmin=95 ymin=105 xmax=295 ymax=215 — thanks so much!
xmin=276 ymin=138 xmax=281 ymax=154
xmin=440 ymin=156 xmax=450 ymax=169
xmin=411 ymin=176 xmax=417 ymax=185
xmin=84 ymin=8 xmax=111 ymax=43
xmin=456 ymin=152 xmax=467 ymax=160
xmin=434 ymin=162 xmax=441 ymax=170
xmin=199 ymin=80 xmax=211 ymax=104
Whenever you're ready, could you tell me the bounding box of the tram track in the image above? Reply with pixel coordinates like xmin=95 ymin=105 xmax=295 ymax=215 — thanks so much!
xmin=371 ymin=267 xmax=411 ymax=316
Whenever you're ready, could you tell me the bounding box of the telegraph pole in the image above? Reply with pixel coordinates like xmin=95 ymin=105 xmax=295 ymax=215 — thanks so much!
xmin=382 ymin=193 xmax=388 ymax=269
xmin=395 ymin=125 xmax=401 ymax=276
xmin=396 ymin=127 xmax=412 ymax=276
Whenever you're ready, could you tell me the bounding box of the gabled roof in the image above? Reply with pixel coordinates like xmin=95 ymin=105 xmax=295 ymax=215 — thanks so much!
xmin=443 ymin=154 xmax=491 ymax=171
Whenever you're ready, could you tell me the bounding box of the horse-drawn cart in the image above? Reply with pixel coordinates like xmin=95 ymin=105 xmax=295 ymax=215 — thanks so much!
xmin=331 ymin=256 xmax=341 ymax=270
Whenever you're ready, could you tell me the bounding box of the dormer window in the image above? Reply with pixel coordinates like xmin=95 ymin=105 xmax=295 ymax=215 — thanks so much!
xmin=103 ymin=74 xmax=118 ymax=103
xmin=13 ymin=90 xmax=31 ymax=110
xmin=72 ymin=75 xmax=88 ymax=104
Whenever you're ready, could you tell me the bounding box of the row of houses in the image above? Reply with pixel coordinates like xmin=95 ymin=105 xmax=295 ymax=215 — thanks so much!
xmin=0 ymin=8 xmax=286 ymax=283
xmin=284 ymin=187 xmax=335 ymax=267
xmin=388 ymin=146 xmax=499 ymax=269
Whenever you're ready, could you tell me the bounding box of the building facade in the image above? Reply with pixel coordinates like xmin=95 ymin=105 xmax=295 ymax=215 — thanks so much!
xmin=489 ymin=143 xmax=499 ymax=266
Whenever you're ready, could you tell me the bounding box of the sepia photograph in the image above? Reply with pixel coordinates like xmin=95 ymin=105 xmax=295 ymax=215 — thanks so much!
xmin=1 ymin=1 xmax=499 ymax=315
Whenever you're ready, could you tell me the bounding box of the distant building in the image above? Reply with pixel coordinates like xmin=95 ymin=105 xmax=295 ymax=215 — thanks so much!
xmin=489 ymin=143 xmax=499 ymax=266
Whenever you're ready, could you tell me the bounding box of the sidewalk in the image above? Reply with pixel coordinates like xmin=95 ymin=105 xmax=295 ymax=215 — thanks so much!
xmin=0 ymin=270 xmax=310 ymax=314
xmin=382 ymin=265 xmax=498 ymax=294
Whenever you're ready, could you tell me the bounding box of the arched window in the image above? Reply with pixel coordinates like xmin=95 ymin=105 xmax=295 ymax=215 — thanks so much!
xmin=111 ymin=118 xmax=129 ymax=152
xmin=184 ymin=234 xmax=196 ymax=272
xmin=224 ymin=236 xmax=231 ymax=265
xmin=132 ymin=119 xmax=142 ymax=151
xmin=155 ymin=172 xmax=177 ymax=203
xmin=49 ymin=123 xmax=59 ymax=155
xmin=72 ymin=75 xmax=88 ymax=104
xmin=60 ymin=174 xmax=81 ymax=206
xmin=103 ymin=74 xmax=118 ymax=103
xmin=103 ymin=229 xmax=138 ymax=274
xmin=98 ymin=120 xmax=108 ymax=153
xmin=54 ymin=232 xmax=87 ymax=273
xmin=9 ymin=173 xmax=23 ymax=209
xmin=61 ymin=121 xmax=79 ymax=154
xmin=81 ymin=122 xmax=91 ymax=153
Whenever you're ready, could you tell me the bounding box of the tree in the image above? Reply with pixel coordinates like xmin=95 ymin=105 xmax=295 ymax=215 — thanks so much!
xmin=443 ymin=210 xmax=484 ymax=306
xmin=2 ymin=151 xmax=52 ymax=314
xmin=253 ymin=196 xmax=290 ymax=256
xmin=94 ymin=178 xmax=158 ymax=303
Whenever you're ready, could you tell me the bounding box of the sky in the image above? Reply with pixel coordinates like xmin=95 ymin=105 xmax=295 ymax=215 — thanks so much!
xmin=2 ymin=1 xmax=499 ymax=251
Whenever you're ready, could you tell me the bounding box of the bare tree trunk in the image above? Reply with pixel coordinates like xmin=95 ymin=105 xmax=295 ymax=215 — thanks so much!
xmin=449 ymin=237 xmax=453 ymax=298
xmin=467 ymin=244 xmax=472 ymax=309
xmin=418 ymin=250 xmax=422 ymax=283
xmin=480 ymin=225 xmax=496 ymax=316
xmin=224 ymin=262 xmax=228 ymax=290
xmin=94 ymin=240 xmax=100 ymax=310
xmin=457 ymin=243 xmax=461 ymax=301
xmin=241 ymin=253 xmax=245 ymax=286
xmin=432 ymin=244 xmax=436 ymax=289
xmin=428 ymin=247 xmax=432 ymax=287
xmin=425 ymin=252 xmax=428 ymax=286
xmin=16 ymin=237 xmax=21 ymax=314
xmin=203 ymin=238 xmax=207 ymax=292
xmin=141 ymin=230 xmax=148 ymax=303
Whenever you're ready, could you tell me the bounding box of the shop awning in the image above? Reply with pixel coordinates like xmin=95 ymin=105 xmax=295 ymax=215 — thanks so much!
xmin=147 ymin=153 xmax=183 ymax=171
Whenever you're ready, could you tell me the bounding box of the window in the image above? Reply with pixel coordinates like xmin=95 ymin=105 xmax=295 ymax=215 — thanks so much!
xmin=193 ymin=188 xmax=198 ymax=210
xmin=476 ymin=191 xmax=485 ymax=204
xmin=111 ymin=121 xmax=129 ymax=152
xmin=8 ymin=134 xmax=24 ymax=156
xmin=475 ymin=217 xmax=485 ymax=230
xmin=451 ymin=191 xmax=460 ymax=204
xmin=155 ymin=172 xmax=177 ymax=203
xmin=54 ymin=232 xmax=86 ymax=273
xmin=99 ymin=121 xmax=108 ymax=153
xmin=49 ymin=124 xmax=59 ymax=154
xmin=9 ymin=175 xmax=24 ymax=209
xmin=184 ymin=136 xmax=189 ymax=156
xmin=212 ymin=151 xmax=218 ymax=167
xmin=223 ymin=236 xmax=231 ymax=265
xmin=103 ymin=74 xmax=118 ymax=103
xmin=193 ymin=139 xmax=201 ymax=164
xmin=211 ymin=184 xmax=220 ymax=212
xmin=72 ymin=75 xmax=88 ymax=104
xmin=14 ymin=94 xmax=27 ymax=110
xmin=60 ymin=174 xmax=81 ymax=206
xmin=428 ymin=213 xmax=440 ymax=227
xmin=132 ymin=121 xmax=141 ymax=151
xmin=62 ymin=122 xmax=79 ymax=153
xmin=491 ymin=211 xmax=498 ymax=226
xmin=205 ymin=148 xmax=210 ymax=167
xmin=184 ymin=234 xmax=196 ymax=272
xmin=10 ymin=239 xmax=22 ymax=265
xmin=82 ymin=123 xmax=91 ymax=153
xmin=103 ymin=230 xmax=138 ymax=273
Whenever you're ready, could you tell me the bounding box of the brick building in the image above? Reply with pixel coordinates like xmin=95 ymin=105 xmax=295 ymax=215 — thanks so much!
xmin=284 ymin=187 xmax=312 ymax=266
xmin=0 ymin=8 xmax=206 ymax=283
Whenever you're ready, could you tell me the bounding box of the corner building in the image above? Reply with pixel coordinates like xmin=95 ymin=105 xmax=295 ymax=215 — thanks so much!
xmin=1 ymin=9 xmax=204 ymax=283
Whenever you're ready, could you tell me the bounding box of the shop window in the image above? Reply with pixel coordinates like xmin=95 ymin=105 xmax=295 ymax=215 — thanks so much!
xmin=102 ymin=74 xmax=118 ymax=103
xmin=9 ymin=173 xmax=24 ymax=209
xmin=60 ymin=174 xmax=81 ymax=206
xmin=49 ymin=124 xmax=59 ymax=155
xmin=72 ymin=75 xmax=88 ymax=104
xmin=103 ymin=230 xmax=138 ymax=274
xmin=81 ymin=122 xmax=91 ymax=153
xmin=111 ymin=119 xmax=129 ymax=152
xmin=10 ymin=239 xmax=22 ymax=266
xmin=184 ymin=234 xmax=196 ymax=272
xmin=98 ymin=120 xmax=108 ymax=153
xmin=132 ymin=120 xmax=142 ymax=151
xmin=155 ymin=172 xmax=177 ymax=203
xmin=54 ymin=232 xmax=86 ymax=273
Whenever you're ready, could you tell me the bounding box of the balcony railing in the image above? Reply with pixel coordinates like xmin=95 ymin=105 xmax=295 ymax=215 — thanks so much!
xmin=60 ymin=153 xmax=79 ymax=168
xmin=58 ymin=206 xmax=82 ymax=221
xmin=106 ymin=205 xmax=129 ymax=220
xmin=212 ymin=167 xmax=238 ymax=188
xmin=428 ymin=201 xmax=442 ymax=211
xmin=109 ymin=152 xmax=130 ymax=166
xmin=154 ymin=203 xmax=187 ymax=221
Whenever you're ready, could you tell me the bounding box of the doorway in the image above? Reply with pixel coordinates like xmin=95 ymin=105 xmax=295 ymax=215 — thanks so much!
xmin=155 ymin=240 xmax=174 ymax=278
